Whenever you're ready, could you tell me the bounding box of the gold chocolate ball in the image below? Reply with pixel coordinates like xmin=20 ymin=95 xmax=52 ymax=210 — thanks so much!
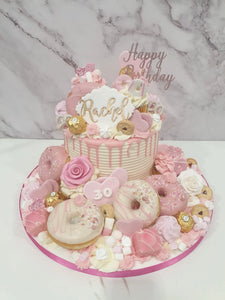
xmin=176 ymin=212 xmax=194 ymax=233
xmin=45 ymin=192 xmax=63 ymax=208
xmin=67 ymin=116 xmax=87 ymax=135
xmin=119 ymin=66 xmax=134 ymax=78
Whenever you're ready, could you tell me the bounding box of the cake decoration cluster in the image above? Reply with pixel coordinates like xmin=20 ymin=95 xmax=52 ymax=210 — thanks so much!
xmin=20 ymin=54 xmax=213 ymax=274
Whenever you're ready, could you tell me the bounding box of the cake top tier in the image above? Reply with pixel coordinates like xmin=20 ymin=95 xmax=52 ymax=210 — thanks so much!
xmin=55 ymin=63 xmax=165 ymax=141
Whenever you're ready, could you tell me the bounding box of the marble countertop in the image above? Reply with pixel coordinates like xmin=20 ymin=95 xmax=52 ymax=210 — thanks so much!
xmin=0 ymin=138 xmax=224 ymax=300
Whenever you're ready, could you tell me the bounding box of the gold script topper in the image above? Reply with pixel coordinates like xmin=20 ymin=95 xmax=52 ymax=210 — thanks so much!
xmin=76 ymin=86 xmax=135 ymax=128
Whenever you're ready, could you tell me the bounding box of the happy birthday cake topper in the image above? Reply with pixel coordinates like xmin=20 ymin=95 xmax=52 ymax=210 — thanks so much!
xmin=119 ymin=43 xmax=175 ymax=90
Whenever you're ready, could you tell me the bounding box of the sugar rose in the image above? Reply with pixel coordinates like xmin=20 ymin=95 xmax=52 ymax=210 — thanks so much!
xmin=60 ymin=156 xmax=94 ymax=188
xmin=178 ymin=169 xmax=204 ymax=196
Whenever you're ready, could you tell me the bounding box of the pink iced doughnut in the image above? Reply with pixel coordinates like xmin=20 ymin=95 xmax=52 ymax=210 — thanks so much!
xmin=47 ymin=198 xmax=104 ymax=249
xmin=38 ymin=146 xmax=68 ymax=182
xmin=113 ymin=180 xmax=160 ymax=227
xmin=146 ymin=175 xmax=188 ymax=216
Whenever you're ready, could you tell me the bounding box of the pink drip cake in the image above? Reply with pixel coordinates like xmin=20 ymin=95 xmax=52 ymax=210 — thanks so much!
xmin=20 ymin=59 xmax=214 ymax=276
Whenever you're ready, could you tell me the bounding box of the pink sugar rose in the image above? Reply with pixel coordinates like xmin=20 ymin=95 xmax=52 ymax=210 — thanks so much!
xmin=86 ymin=123 xmax=100 ymax=136
xmin=60 ymin=156 xmax=94 ymax=188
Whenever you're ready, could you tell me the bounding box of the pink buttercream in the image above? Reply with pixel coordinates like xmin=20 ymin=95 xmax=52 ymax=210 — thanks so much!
xmin=153 ymin=216 xmax=181 ymax=244
xmin=55 ymin=100 xmax=67 ymax=115
xmin=112 ymin=74 xmax=132 ymax=91
xmin=24 ymin=208 xmax=49 ymax=237
xmin=155 ymin=144 xmax=187 ymax=176
xmin=155 ymin=247 xmax=171 ymax=261
xmin=180 ymin=230 xmax=204 ymax=248
xmin=38 ymin=146 xmax=68 ymax=182
xmin=60 ymin=156 xmax=94 ymax=188
xmin=134 ymin=129 xmax=152 ymax=138
xmin=132 ymin=228 xmax=162 ymax=257
xmin=75 ymin=251 xmax=91 ymax=270
xmin=119 ymin=255 xmax=135 ymax=270
xmin=86 ymin=123 xmax=100 ymax=136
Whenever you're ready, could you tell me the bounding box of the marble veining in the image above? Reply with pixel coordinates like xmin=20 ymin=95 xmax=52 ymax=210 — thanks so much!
xmin=0 ymin=0 xmax=225 ymax=140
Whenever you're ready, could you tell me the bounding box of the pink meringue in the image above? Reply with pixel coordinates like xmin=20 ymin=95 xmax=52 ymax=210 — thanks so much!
xmin=154 ymin=216 xmax=181 ymax=244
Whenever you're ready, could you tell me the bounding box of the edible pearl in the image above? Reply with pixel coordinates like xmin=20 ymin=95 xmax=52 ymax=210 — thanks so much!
xmin=72 ymin=117 xmax=78 ymax=123
xmin=183 ymin=215 xmax=190 ymax=222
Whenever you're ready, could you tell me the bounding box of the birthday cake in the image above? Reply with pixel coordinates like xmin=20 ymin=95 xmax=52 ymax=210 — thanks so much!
xmin=20 ymin=51 xmax=214 ymax=276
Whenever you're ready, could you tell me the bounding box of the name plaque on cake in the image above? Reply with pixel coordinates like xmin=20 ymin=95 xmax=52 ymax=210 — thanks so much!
xmin=76 ymin=85 xmax=135 ymax=128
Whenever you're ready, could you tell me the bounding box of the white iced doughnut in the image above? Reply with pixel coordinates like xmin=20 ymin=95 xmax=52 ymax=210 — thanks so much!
xmin=47 ymin=198 xmax=104 ymax=249
xmin=113 ymin=180 xmax=160 ymax=227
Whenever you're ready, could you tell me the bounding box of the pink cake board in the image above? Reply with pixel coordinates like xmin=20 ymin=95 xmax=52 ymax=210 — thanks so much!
xmin=19 ymin=166 xmax=213 ymax=278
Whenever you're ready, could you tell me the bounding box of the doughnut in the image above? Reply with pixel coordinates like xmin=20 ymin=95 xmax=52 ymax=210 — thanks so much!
xmin=147 ymin=175 xmax=188 ymax=216
xmin=67 ymin=116 xmax=87 ymax=135
xmin=176 ymin=212 xmax=194 ymax=233
xmin=191 ymin=204 xmax=209 ymax=219
xmin=47 ymin=198 xmax=104 ymax=249
xmin=38 ymin=146 xmax=68 ymax=182
xmin=197 ymin=185 xmax=213 ymax=200
xmin=187 ymin=158 xmax=198 ymax=168
xmin=100 ymin=204 xmax=115 ymax=218
xmin=116 ymin=120 xmax=135 ymax=135
xmin=113 ymin=180 xmax=160 ymax=227
xmin=137 ymin=104 xmax=148 ymax=113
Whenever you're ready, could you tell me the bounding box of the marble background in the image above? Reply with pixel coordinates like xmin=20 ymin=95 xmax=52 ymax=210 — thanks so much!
xmin=0 ymin=0 xmax=225 ymax=140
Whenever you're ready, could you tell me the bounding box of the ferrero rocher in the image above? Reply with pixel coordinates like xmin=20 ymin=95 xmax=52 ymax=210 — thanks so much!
xmin=45 ymin=192 xmax=63 ymax=208
xmin=67 ymin=116 xmax=87 ymax=135
xmin=119 ymin=66 xmax=134 ymax=78
xmin=176 ymin=212 xmax=194 ymax=233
